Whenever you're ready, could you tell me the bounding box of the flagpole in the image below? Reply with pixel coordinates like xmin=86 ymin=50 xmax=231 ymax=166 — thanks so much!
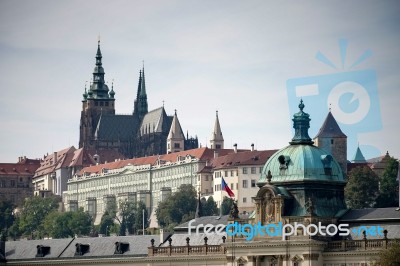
xmin=220 ymin=176 xmax=223 ymax=217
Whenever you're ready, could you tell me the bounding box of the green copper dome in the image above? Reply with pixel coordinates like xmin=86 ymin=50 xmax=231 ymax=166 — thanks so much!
xmin=259 ymin=100 xmax=345 ymax=184
xmin=259 ymin=144 xmax=345 ymax=184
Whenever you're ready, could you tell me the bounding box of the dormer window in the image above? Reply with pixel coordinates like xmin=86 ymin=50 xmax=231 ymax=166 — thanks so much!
xmin=75 ymin=243 xmax=90 ymax=256
xmin=278 ymin=155 xmax=290 ymax=170
xmin=36 ymin=245 xmax=50 ymax=257
xmin=321 ymin=155 xmax=333 ymax=175
xmin=114 ymin=242 xmax=129 ymax=254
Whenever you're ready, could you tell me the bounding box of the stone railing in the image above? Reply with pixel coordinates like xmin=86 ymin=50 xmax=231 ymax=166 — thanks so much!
xmin=326 ymin=230 xmax=399 ymax=251
xmin=148 ymin=236 xmax=227 ymax=256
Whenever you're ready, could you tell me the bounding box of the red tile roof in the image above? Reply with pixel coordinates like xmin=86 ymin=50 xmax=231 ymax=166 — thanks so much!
xmin=34 ymin=146 xmax=76 ymax=177
xmin=77 ymin=148 xmax=243 ymax=176
xmin=0 ymin=158 xmax=41 ymax=177
xmin=211 ymin=150 xmax=278 ymax=170
xmin=79 ymin=156 xmax=159 ymax=175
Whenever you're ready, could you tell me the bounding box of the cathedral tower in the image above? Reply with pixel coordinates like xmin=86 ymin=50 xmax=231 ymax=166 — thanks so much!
xmin=167 ymin=110 xmax=185 ymax=153
xmin=209 ymin=111 xmax=224 ymax=149
xmin=133 ymin=67 xmax=148 ymax=121
xmin=79 ymin=41 xmax=115 ymax=149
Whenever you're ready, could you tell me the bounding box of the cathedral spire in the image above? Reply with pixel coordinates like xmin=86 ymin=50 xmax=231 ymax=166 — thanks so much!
xmin=167 ymin=110 xmax=185 ymax=153
xmin=290 ymin=99 xmax=314 ymax=145
xmin=210 ymin=111 xmax=224 ymax=149
xmin=88 ymin=40 xmax=110 ymax=99
xmin=134 ymin=66 xmax=148 ymax=120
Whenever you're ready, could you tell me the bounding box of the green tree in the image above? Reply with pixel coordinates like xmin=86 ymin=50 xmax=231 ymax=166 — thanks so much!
xmin=43 ymin=211 xmax=71 ymax=238
xmin=8 ymin=217 xmax=20 ymax=240
xmin=345 ymin=166 xmax=379 ymax=209
xmin=135 ymin=201 xmax=148 ymax=234
xmin=375 ymin=157 xmax=399 ymax=208
xmin=43 ymin=208 xmax=92 ymax=239
xmin=18 ymin=196 xmax=60 ymax=239
xmin=201 ymin=196 xmax=218 ymax=216
xmin=220 ymin=196 xmax=234 ymax=215
xmin=117 ymin=199 xmax=136 ymax=235
xmin=0 ymin=200 xmax=15 ymax=238
xmin=156 ymin=184 xmax=197 ymax=229
xmin=69 ymin=208 xmax=92 ymax=236
xmin=99 ymin=211 xmax=114 ymax=236
xmin=378 ymin=242 xmax=400 ymax=266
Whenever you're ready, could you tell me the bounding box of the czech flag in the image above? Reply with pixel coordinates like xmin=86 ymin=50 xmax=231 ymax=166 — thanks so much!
xmin=221 ymin=177 xmax=235 ymax=198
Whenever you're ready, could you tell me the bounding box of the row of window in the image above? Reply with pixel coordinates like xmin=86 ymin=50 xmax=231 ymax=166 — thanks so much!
xmin=242 ymin=167 xmax=263 ymax=174
xmin=214 ymin=167 xmax=263 ymax=178
xmin=94 ymin=101 xmax=110 ymax=107
xmin=242 ymin=179 xmax=257 ymax=188
xmin=214 ymin=179 xmax=257 ymax=192
xmin=0 ymin=178 xmax=30 ymax=188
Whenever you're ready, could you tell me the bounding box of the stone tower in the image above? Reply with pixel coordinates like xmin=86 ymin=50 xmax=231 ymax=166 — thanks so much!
xmin=79 ymin=41 xmax=115 ymax=149
xmin=167 ymin=110 xmax=185 ymax=153
xmin=314 ymin=111 xmax=347 ymax=175
xmin=210 ymin=111 xmax=224 ymax=149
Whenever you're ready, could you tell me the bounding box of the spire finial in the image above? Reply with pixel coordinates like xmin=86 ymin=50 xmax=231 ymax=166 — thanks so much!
xmin=329 ymin=103 xmax=332 ymax=112
xmin=299 ymin=99 xmax=304 ymax=111
xmin=174 ymin=109 xmax=177 ymax=115
xmin=216 ymin=110 xmax=218 ymax=117
xmin=162 ymin=100 xmax=165 ymax=107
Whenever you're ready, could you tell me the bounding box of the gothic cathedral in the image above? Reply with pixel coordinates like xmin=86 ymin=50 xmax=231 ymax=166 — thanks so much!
xmin=79 ymin=41 xmax=198 ymax=158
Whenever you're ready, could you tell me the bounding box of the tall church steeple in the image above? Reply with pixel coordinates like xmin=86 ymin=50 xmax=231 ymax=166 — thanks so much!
xmin=134 ymin=65 xmax=148 ymax=120
xmin=167 ymin=110 xmax=185 ymax=153
xmin=210 ymin=111 xmax=224 ymax=149
xmin=79 ymin=41 xmax=115 ymax=149
xmin=87 ymin=40 xmax=112 ymax=99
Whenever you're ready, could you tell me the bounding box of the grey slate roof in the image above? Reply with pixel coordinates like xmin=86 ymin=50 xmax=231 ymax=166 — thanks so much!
xmin=95 ymin=114 xmax=138 ymax=141
xmin=174 ymin=215 xmax=229 ymax=232
xmin=339 ymin=207 xmax=400 ymax=222
xmin=59 ymin=235 xmax=159 ymax=258
xmin=139 ymin=107 xmax=172 ymax=136
xmin=347 ymin=223 xmax=400 ymax=240
xmin=314 ymin=112 xmax=346 ymax=138
xmin=5 ymin=238 xmax=74 ymax=260
xmin=5 ymin=235 xmax=160 ymax=261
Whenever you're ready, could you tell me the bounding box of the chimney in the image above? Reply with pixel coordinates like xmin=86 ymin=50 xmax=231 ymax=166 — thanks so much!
xmin=160 ymin=229 xmax=171 ymax=244
xmin=233 ymin=143 xmax=237 ymax=153
xmin=53 ymin=152 xmax=57 ymax=165
xmin=251 ymin=143 xmax=254 ymax=151
xmin=214 ymin=150 xmax=219 ymax=158
xmin=93 ymin=154 xmax=100 ymax=164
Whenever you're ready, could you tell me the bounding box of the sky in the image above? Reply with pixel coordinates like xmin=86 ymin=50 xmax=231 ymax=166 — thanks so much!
xmin=0 ymin=0 xmax=399 ymax=162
